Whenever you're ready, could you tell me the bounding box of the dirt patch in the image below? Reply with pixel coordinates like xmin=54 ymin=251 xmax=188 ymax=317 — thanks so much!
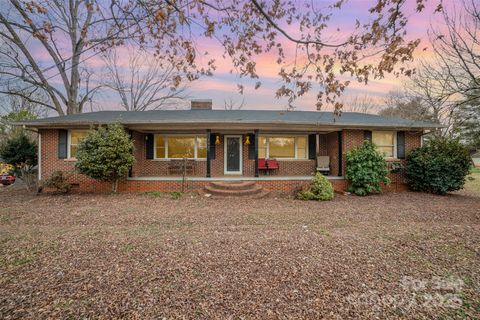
xmin=0 ymin=187 xmax=479 ymax=319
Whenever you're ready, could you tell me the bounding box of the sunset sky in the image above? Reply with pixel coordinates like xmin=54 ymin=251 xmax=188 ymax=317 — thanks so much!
xmin=179 ymin=0 xmax=446 ymax=112
xmin=31 ymin=0 xmax=449 ymax=113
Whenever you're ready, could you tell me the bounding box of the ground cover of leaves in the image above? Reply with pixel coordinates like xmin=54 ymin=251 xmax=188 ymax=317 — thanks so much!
xmin=0 ymin=183 xmax=479 ymax=319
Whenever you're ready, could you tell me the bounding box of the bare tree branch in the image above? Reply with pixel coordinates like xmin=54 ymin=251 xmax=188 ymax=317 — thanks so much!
xmin=101 ymin=46 xmax=188 ymax=111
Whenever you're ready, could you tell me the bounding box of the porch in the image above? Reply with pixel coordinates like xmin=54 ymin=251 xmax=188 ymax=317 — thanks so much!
xmin=129 ymin=130 xmax=345 ymax=179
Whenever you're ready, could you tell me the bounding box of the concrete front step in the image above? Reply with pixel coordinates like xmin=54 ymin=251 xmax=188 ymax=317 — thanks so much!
xmin=200 ymin=187 xmax=270 ymax=199
xmin=203 ymin=181 xmax=270 ymax=198
xmin=204 ymin=184 xmax=263 ymax=196
xmin=209 ymin=181 xmax=257 ymax=191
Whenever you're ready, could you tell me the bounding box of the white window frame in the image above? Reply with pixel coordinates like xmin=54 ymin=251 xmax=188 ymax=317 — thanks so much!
xmin=67 ymin=129 xmax=89 ymax=159
xmin=154 ymin=134 xmax=207 ymax=160
xmin=259 ymin=135 xmax=309 ymax=160
xmin=372 ymin=130 xmax=397 ymax=159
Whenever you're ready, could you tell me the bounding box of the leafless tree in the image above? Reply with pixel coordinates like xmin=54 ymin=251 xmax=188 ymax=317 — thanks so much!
xmin=0 ymin=88 xmax=48 ymax=117
xmin=0 ymin=0 xmax=136 ymax=115
xmin=224 ymin=97 xmax=245 ymax=110
xmin=403 ymin=0 xmax=480 ymax=135
xmin=102 ymin=47 xmax=187 ymax=111
xmin=340 ymin=94 xmax=380 ymax=114
xmin=379 ymin=90 xmax=434 ymax=121
xmin=112 ymin=0 xmax=439 ymax=113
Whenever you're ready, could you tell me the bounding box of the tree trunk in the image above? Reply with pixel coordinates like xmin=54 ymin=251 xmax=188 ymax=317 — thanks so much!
xmin=112 ymin=179 xmax=118 ymax=193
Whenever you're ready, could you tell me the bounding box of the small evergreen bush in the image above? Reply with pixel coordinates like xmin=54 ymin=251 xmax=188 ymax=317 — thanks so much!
xmin=297 ymin=172 xmax=334 ymax=201
xmin=0 ymin=132 xmax=36 ymax=168
xmin=346 ymin=141 xmax=390 ymax=196
xmin=43 ymin=171 xmax=72 ymax=194
xmin=75 ymin=124 xmax=134 ymax=192
xmin=406 ymin=137 xmax=471 ymax=195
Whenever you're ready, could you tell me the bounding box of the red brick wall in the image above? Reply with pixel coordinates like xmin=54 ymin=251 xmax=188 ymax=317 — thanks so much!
xmin=39 ymin=129 xmax=422 ymax=194
xmin=326 ymin=132 xmax=340 ymax=176
xmin=341 ymin=129 xmax=423 ymax=191
xmin=39 ymin=129 xmax=113 ymax=192
xmin=318 ymin=135 xmax=327 ymax=156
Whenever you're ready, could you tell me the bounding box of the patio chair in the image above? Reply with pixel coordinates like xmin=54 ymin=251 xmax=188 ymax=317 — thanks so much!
xmin=316 ymin=156 xmax=330 ymax=175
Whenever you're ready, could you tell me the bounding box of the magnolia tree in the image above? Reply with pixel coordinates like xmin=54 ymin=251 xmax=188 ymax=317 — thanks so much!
xmin=75 ymin=124 xmax=134 ymax=192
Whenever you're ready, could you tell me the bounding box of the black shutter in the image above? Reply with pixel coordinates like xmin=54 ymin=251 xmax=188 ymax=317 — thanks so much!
xmin=397 ymin=131 xmax=405 ymax=159
xmin=364 ymin=130 xmax=372 ymax=142
xmin=58 ymin=129 xmax=68 ymax=159
xmin=209 ymin=133 xmax=216 ymax=160
xmin=308 ymin=134 xmax=316 ymax=160
xmin=128 ymin=130 xmax=133 ymax=177
xmin=145 ymin=133 xmax=154 ymax=159
xmin=248 ymin=134 xmax=256 ymax=160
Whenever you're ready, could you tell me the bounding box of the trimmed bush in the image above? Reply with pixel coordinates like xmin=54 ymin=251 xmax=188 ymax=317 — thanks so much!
xmin=406 ymin=138 xmax=471 ymax=195
xmin=297 ymin=172 xmax=334 ymax=201
xmin=75 ymin=124 xmax=134 ymax=192
xmin=43 ymin=171 xmax=72 ymax=194
xmin=346 ymin=141 xmax=390 ymax=196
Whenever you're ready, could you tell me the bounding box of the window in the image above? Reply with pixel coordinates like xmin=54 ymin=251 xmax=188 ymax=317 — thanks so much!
xmin=154 ymin=135 xmax=207 ymax=159
xmin=269 ymin=137 xmax=295 ymax=158
xmin=68 ymin=130 xmax=89 ymax=158
xmin=296 ymin=136 xmax=308 ymax=159
xmin=372 ymin=131 xmax=396 ymax=158
xmin=197 ymin=137 xmax=207 ymax=158
xmin=258 ymin=136 xmax=308 ymax=159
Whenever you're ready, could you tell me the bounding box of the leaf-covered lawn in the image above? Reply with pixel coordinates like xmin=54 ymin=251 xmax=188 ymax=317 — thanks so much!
xmin=0 ymin=187 xmax=479 ymax=319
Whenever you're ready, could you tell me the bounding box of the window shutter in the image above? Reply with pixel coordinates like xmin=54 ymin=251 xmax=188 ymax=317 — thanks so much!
xmin=248 ymin=134 xmax=256 ymax=159
xmin=209 ymin=133 xmax=216 ymax=160
xmin=58 ymin=129 xmax=68 ymax=159
xmin=364 ymin=130 xmax=372 ymax=142
xmin=397 ymin=131 xmax=406 ymax=159
xmin=308 ymin=134 xmax=316 ymax=160
xmin=145 ymin=133 xmax=154 ymax=159
xmin=128 ymin=130 xmax=133 ymax=177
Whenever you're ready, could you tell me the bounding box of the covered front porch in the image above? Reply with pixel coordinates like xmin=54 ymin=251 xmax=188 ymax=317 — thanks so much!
xmin=128 ymin=129 xmax=345 ymax=180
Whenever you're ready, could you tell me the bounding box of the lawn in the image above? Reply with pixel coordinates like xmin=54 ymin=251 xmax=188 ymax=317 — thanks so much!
xmin=464 ymin=167 xmax=480 ymax=195
xmin=0 ymin=183 xmax=479 ymax=319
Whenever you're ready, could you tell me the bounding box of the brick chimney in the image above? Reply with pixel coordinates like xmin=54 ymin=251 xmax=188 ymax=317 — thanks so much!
xmin=191 ymin=99 xmax=212 ymax=110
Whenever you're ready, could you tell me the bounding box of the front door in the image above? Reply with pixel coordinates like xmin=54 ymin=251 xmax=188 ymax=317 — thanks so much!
xmin=224 ymin=135 xmax=242 ymax=174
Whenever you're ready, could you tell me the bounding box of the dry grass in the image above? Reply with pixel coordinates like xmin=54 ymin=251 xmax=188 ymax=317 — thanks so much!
xmin=0 ymin=184 xmax=479 ymax=319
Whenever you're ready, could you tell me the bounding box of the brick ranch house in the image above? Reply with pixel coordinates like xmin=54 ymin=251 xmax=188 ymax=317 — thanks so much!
xmin=18 ymin=100 xmax=439 ymax=194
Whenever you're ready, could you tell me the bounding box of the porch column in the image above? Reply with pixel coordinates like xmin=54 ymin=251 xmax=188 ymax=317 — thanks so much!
xmin=206 ymin=129 xmax=211 ymax=178
xmin=254 ymin=129 xmax=259 ymax=177
xmin=338 ymin=130 xmax=343 ymax=176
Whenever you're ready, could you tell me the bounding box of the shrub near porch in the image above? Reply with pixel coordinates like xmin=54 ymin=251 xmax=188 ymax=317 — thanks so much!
xmin=345 ymin=141 xmax=390 ymax=196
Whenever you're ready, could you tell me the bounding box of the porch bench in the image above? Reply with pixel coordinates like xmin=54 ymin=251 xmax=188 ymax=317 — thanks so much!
xmin=258 ymin=158 xmax=279 ymax=175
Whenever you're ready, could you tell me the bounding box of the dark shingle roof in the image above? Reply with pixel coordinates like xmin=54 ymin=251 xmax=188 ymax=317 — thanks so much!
xmin=16 ymin=109 xmax=441 ymax=129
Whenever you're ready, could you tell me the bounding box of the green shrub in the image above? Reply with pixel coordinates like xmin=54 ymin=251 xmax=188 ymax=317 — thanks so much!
xmin=75 ymin=124 xmax=134 ymax=193
xmin=297 ymin=172 xmax=334 ymax=201
xmin=406 ymin=138 xmax=471 ymax=195
xmin=346 ymin=141 xmax=390 ymax=196
xmin=43 ymin=171 xmax=72 ymax=194
xmin=0 ymin=132 xmax=36 ymax=169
